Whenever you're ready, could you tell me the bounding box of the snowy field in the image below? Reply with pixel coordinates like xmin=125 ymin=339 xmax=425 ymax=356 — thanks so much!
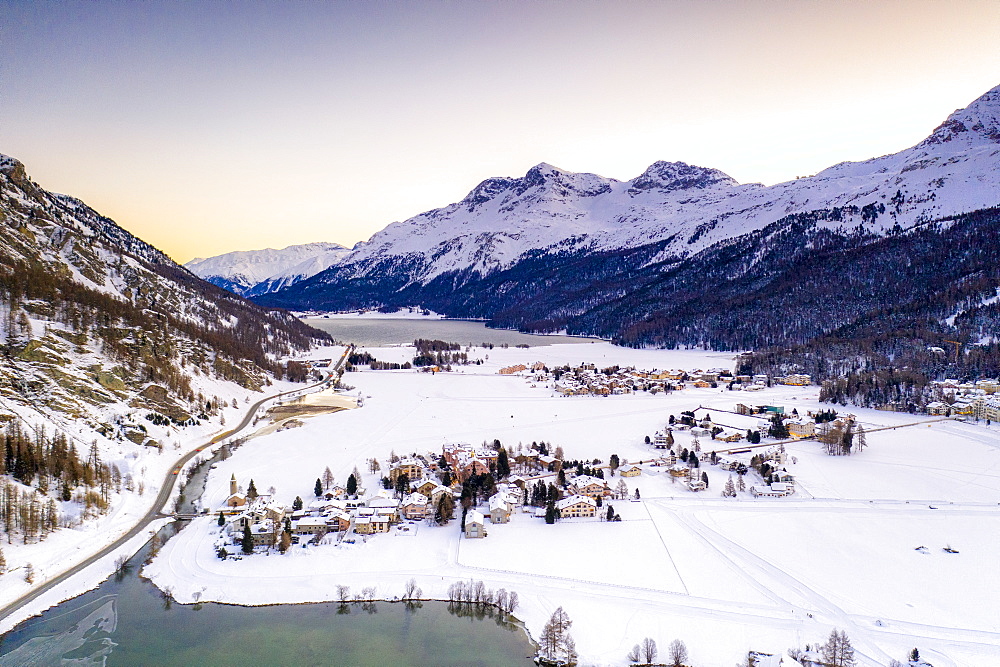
xmin=143 ymin=342 xmax=1000 ymax=666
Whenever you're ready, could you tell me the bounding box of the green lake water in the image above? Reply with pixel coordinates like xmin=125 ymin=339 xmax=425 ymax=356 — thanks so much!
xmin=0 ymin=531 xmax=535 ymax=666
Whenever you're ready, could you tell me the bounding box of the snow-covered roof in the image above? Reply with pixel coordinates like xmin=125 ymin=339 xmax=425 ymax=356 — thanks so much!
xmin=557 ymin=494 xmax=597 ymax=510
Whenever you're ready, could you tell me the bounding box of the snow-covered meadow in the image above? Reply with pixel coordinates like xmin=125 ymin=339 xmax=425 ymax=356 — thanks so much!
xmin=144 ymin=342 xmax=1000 ymax=666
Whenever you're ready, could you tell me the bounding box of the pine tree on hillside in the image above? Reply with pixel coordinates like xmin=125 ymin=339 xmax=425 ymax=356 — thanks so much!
xmin=247 ymin=479 xmax=258 ymax=501
xmin=346 ymin=473 xmax=358 ymax=497
xmin=314 ymin=478 xmax=323 ymax=497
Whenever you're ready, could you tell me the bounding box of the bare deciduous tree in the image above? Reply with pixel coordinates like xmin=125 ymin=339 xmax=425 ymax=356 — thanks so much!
xmin=668 ymin=638 xmax=688 ymax=667
xmin=642 ymin=637 xmax=658 ymax=663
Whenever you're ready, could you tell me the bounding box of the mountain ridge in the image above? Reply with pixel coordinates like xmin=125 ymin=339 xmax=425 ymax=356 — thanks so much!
xmin=185 ymin=241 xmax=351 ymax=296
xmin=258 ymin=83 xmax=1000 ymax=307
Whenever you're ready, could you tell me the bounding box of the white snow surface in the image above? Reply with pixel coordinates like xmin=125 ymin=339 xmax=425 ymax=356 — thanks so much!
xmin=144 ymin=343 xmax=1000 ymax=666
xmin=184 ymin=241 xmax=350 ymax=293
xmin=314 ymin=85 xmax=1000 ymax=284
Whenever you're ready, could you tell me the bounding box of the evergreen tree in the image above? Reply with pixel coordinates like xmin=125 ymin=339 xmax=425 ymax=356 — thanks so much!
xmin=768 ymin=414 xmax=789 ymax=439
xmin=497 ymin=448 xmax=510 ymax=479
xmin=910 ymin=648 xmax=920 ymax=661
xmin=701 ymin=471 xmax=709 ymax=488
xmin=346 ymin=473 xmax=358 ymax=497
xmin=292 ymin=496 xmax=303 ymax=511
xmin=544 ymin=501 xmax=557 ymax=524
xmin=314 ymin=478 xmax=323 ymax=497
xmin=634 ymin=488 xmax=641 ymax=500
xmin=394 ymin=473 xmax=410 ymax=499
xmin=247 ymin=479 xmax=258 ymax=501
xmin=241 ymin=523 xmax=254 ymax=554
xmin=436 ymin=493 xmax=455 ymax=525
xmin=217 ymin=511 xmax=225 ymax=527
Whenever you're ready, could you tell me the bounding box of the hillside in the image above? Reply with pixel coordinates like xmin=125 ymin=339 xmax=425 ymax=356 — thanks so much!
xmin=0 ymin=152 xmax=330 ymax=548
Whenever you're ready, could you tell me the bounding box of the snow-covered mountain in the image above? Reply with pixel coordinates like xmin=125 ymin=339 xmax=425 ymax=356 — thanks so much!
xmin=0 ymin=152 xmax=329 ymax=438
xmin=271 ymin=83 xmax=999 ymax=291
xmin=185 ymin=242 xmax=350 ymax=296
xmin=257 ymin=84 xmax=1000 ymax=378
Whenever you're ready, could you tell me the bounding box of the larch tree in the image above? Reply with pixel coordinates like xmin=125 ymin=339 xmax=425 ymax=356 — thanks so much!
xmin=322 ymin=466 xmax=335 ymax=490
xmin=821 ymin=629 xmax=856 ymax=667
xmin=539 ymin=606 xmax=574 ymax=663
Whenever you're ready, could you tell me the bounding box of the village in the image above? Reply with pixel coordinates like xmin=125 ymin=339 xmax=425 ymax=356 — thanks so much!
xmin=210 ymin=395 xmax=869 ymax=557
xmin=499 ymin=361 xmax=812 ymax=396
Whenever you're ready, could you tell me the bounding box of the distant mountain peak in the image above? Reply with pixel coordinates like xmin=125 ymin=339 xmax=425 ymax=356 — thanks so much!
xmin=629 ymin=160 xmax=737 ymax=194
xmin=516 ymin=162 xmax=615 ymax=198
xmin=185 ymin=241 xmax=351 ymax=296
xmin=922 ymin=83 xmax=1000 ymax=146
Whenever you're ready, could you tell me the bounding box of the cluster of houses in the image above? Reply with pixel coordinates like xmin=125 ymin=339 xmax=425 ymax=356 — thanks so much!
xmin=925 ymin=378 xmax=1000 ymax=420
xmin=218 ymin=400 xmax=816 ymax=553
xmin=645 ymin=407 xmax=799 ymax=496
xmin=216 ymin=440 xmax=627 ymax=550
xmin=500 ymin=362 xmax=812 ymax=396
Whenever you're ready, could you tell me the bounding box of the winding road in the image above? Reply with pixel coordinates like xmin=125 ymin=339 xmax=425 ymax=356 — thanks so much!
xmin=0 ymin=345 xmax=352 ymax=629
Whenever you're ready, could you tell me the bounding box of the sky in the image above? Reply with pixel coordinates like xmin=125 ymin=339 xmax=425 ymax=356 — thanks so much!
xmin=2 ymin=1 xmax=999 ymax=264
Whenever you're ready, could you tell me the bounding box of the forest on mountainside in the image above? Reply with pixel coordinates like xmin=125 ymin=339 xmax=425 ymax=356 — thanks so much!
xmin=260 ymin=206 xmax=1000 ymax=395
